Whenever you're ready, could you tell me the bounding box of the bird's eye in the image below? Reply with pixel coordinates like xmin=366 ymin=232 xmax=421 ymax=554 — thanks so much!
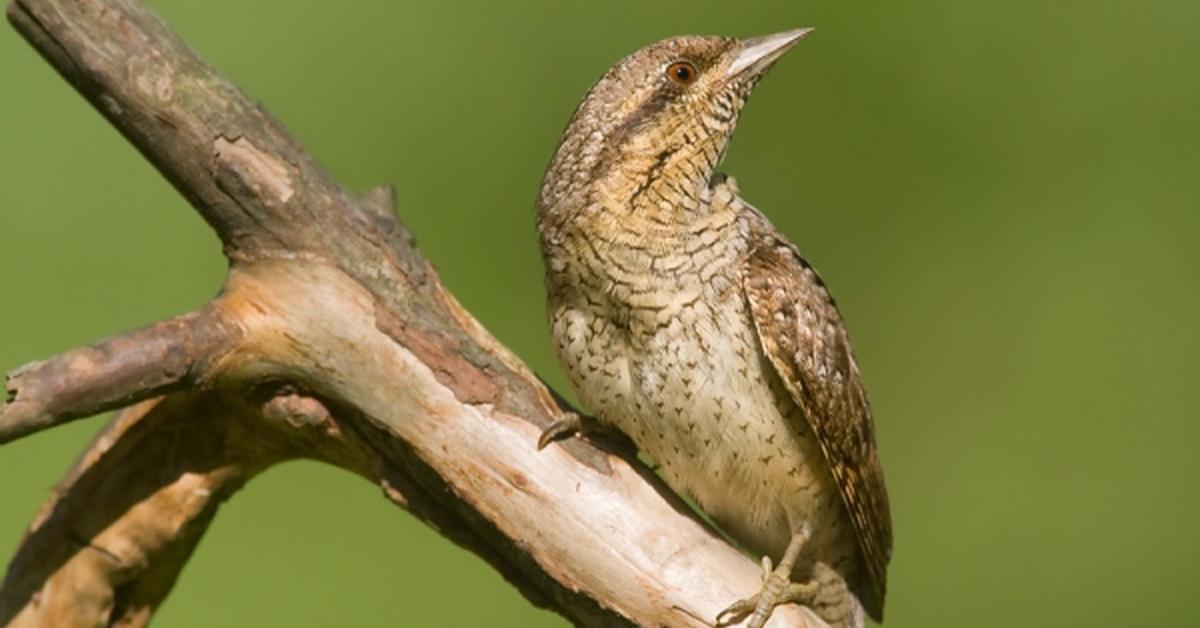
xmin=667 ymin=61 xmax=698 ymax=85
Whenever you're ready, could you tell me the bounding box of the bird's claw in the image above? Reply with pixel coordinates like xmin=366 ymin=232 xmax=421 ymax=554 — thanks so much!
xmin=536 ymin=411 xmax=597 ymax=450
xmin=715 ymin=597 xmax=756 ymax=627
xmin=715 ymin=550 xmax=818 ymax=628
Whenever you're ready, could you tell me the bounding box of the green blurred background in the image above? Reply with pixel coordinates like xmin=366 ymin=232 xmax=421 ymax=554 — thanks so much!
xmin=2 ymin=1 xmax=1198 ymax=626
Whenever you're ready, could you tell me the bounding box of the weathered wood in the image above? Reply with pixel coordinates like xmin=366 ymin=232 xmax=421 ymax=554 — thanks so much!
xmin=1 ymin=0 xmax=827 ymax=626
xmin=1 ymin=308 xmax=234 ymax=444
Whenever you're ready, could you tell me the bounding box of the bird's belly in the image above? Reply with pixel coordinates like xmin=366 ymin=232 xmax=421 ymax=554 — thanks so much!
xmin=630 ymin=318 xmax=835 ymax=554
xmin=553 ymin=294 xmax=846 ymax=559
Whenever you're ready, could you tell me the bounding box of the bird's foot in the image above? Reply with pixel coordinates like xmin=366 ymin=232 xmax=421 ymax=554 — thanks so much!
xmin=536 ymin=411 xmax=600 ymax=450
xmin=716 ymin=524 xmax=814 ymax=628
xmin=715 ymin=556 xmax=818 ymax=628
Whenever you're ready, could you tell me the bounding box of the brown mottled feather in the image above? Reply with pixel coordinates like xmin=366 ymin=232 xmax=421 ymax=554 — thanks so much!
xmin=742 ymin=229 xmax=893 ymax=619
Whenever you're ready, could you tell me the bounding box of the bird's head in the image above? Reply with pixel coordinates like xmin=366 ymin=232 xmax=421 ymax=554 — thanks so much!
xmin=538 ymin=29 xmax=810 ymax=217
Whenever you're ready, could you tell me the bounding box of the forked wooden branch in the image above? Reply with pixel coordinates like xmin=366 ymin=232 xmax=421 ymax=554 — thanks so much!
xmin=0 ymin=1 xmax=824 ymax=626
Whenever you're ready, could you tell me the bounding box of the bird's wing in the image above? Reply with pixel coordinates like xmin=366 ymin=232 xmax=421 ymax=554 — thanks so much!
xmin=742 ymin=231 xmax=892 ymax=618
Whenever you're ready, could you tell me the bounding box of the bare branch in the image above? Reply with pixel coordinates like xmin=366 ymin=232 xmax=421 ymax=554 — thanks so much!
xmin=1 ymin=0 xmax=829 ymax=626
xmin=1 ymin=308 xmax=235 ymax=444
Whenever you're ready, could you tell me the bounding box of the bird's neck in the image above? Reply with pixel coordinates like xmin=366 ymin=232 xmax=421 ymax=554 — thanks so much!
xmin=544 ymin=169 xmax=745 ymax=273
xmin=537 ymin=123 xmax=735 ymax=256
xmin=595 ymin=130 xmax=730 ymax=211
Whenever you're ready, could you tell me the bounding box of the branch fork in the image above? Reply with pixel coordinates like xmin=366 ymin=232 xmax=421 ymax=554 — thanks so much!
xmin=1 ymin=1 xmax=825 ymax=626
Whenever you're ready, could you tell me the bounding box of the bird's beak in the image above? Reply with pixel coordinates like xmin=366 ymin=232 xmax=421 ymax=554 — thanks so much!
xmin=725 ymin=28 xmax=813 ymax=81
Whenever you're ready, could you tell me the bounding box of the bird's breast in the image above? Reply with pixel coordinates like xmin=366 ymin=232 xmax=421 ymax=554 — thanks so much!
xmin=548 ymin=268 xmax=842 ymax=549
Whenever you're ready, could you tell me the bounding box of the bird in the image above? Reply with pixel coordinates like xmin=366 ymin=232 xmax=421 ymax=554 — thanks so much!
xmin=534 ymin=29 xmax=891 ymax=628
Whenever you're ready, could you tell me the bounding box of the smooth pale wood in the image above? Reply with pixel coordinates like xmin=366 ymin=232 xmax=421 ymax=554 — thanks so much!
xmin=0 ymin=0 xmax=829 ymax=626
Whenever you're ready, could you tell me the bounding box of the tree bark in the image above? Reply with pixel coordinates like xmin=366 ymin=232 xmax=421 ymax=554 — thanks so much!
xmin=0 ymin=1 xmax=824 ymax=626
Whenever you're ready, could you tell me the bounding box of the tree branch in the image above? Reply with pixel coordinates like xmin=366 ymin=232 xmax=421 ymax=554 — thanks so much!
xmin=1 ymin=308 xmax=234 ymax=444
xmin=2 ymin=0 xmax=825 ymax=626
xmin=0 ymin=395 xmax=275 ymax=627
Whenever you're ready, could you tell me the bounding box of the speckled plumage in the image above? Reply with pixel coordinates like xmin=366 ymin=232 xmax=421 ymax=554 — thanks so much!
xmin=536 ymin=32 xmax=891 ymax=627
